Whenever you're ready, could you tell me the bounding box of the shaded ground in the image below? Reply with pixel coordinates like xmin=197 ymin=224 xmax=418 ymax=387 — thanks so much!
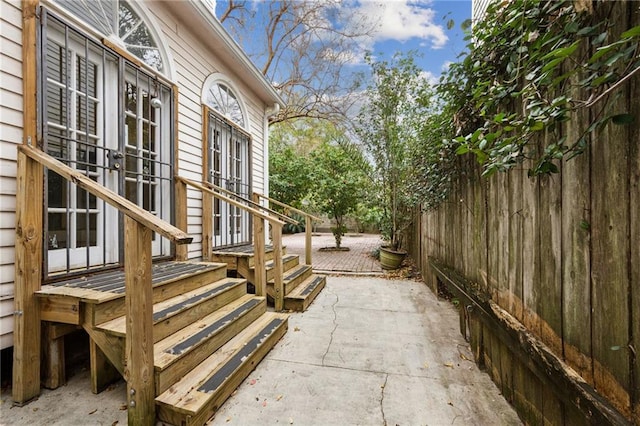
xmin=0 ymin=235 xmax=522 ymax=425
xmin=0 ymin=277 xmax=521 ymax=425
xmin=211 ymin=276 xmax=521 ymax=425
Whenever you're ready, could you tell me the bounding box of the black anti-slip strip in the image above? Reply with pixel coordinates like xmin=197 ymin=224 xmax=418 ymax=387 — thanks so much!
xmin=284 ymin=265 xmax=309 ymax=282
xmin=197 ymin=318 xmax=284 ymax=393
xmin=299 ymin=276 xmax=324 ymax=297
xmin=153 ymin=280 xmax=239 ymax=322
xmin=166 ymin=298 xmax=262 ymax=355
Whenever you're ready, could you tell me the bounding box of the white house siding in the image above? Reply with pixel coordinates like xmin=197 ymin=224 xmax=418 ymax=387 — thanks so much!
xmin=0 ymin=0 xmax=22 ymax=349
xmin=472 ymin=0 xmax=492 ymax=24
xmin=146 ymin=3 xmax=269 ymax=259
xmin=0 ymin=0 xmax=273 ymax=349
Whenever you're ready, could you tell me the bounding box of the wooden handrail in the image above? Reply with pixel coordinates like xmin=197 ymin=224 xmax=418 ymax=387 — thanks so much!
xmin=18 ymin=144 xmax=193 ymax=422
xmin=202 ymin=181 xmax=297 ymax=225
xmin=255 ymin=193 xmax=322 ymax=222
xmin=20 ymin=144 xmax=192 ymax=245
xmin=176 ymin=177 xmax=286 ymax=226
xmin=178 ymin=176 xmax=285 ymax=310
xmin=254 ymin=193 xmax=320 ymax=265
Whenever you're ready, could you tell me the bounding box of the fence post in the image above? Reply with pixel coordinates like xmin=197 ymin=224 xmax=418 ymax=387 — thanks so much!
xmin=124 ymin=216 xmax=155 ymax=425
xmin=272 ymin=223 xmax=284 ymax=311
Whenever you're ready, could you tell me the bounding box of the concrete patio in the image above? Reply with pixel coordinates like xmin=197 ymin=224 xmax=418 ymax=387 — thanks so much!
xmin=0 ymin=233 xmax=522 ymax=425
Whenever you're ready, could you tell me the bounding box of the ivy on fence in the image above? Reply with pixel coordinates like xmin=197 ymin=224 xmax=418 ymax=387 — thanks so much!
xmin=442 ymin=0 xmax=640 ymax=176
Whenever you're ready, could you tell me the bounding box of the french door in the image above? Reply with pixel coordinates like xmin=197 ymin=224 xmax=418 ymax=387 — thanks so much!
xmin=42 ymin=12 xmax=174 ymax=275
xmin=207 ymin=112 xmax=251 ymax=248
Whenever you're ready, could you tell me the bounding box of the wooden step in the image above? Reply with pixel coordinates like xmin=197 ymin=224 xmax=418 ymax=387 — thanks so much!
xmin=211 ymin=245 xmax=287 ymax=271
xmin=284 ymin=274 xmax=326 ymax=312
xmin=94 ymin=278 xmax=247 ymax=342
xmin=238 ymin=254 xmax=299 ymax=283
xmin=156 ymin=312 xmax=289 ymax=426
xmin=84 ymin=262 xmax=229 ymax=326
xmin=267 ymin=264 xmax=313 ymax=297
xmin=154 ymin=295 xmax=267 ymax=394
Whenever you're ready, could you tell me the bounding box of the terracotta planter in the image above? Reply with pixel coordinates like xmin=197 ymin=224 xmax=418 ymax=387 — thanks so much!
xmin=379 ymin=246 xmax=407 ymax=270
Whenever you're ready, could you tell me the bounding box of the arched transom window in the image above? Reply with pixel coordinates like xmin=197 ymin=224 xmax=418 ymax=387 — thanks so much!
xmin=203 ymin=77 xmax=246 ymax=128
xmin=57 ymin=0 xmax=165 ymax=72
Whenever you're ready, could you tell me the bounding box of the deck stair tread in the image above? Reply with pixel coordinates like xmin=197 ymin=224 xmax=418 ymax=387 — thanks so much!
xmin=211 ymin=244 xmax=274 ymax=257
xmin=153 ymin=294 xmax=265 ymax=370
xmin=286 ymin=275 xmax=326 ymax=300
xmin=95 ymin=277 xmax=247 ymax=338
xmin=283 ymin=274 xmax=326 ymax=312
xmin=36 ymin=261 xmax=225 ymax=303
xmin=268 ymin=264 xmax=313 ymax=292
xmin=263 ymin=254 xmax=298 ymax=270
xmin=156 ymin=312 xmax=288 ymax=424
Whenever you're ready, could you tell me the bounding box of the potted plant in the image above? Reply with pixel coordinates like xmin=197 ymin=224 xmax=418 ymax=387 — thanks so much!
xmin=357 ymin=52 xmax=431 ymax=269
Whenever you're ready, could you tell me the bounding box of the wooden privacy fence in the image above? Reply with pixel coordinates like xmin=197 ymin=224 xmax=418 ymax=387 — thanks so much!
xmin=410 ymin=4 xmax=639 ymax=425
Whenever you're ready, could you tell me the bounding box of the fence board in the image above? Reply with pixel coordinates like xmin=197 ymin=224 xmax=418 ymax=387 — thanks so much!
xmin=521 ymin=161 xmax=539 ymax=336
xmin=508 ymin=167 xmax=523 ymax=321
xmin=561 ymin=37 xmax=594 ymax=384
xmin=630 ymin=17 xmax=640 ymax=422
xmin=407 ymin=2 xmax=638 ymax=420
xmin=537 ymin=165 xmax=563 ymax=356
xmin=590 ymin=2 xmax=632 ymax=415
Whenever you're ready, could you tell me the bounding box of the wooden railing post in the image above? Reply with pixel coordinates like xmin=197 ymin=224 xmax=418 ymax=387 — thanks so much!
xmin=175 ymin=178 xmax=188 ymax=261
xmin=13 ymin=151 xmax=43 ymax=404
xmin=272 ymin=223 xmax=284 ymax=311
xmin=305 ymin=215 xmax=312 ymax=265
xmin=252 ymin=194 xmax=266 ymax=297
xmin=124 ymin=216 xmax=155 ymax=426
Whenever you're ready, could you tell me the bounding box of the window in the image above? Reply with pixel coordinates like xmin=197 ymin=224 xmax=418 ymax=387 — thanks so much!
xmin=203 ymin=75 xmax=246 ymax=128
xmin=56 ymin=0 xmax=164 ymax=72
xmin=42 ymin=11 xmax=174 ymax=275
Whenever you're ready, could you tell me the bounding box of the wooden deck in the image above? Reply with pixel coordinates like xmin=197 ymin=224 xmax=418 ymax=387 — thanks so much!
xmin=37 ymin=262 xmax=225 ymax=302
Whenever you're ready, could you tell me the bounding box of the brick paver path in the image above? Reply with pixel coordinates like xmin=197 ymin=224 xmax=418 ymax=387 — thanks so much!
xmin=282 ymin=232 xmax=383 ymax=274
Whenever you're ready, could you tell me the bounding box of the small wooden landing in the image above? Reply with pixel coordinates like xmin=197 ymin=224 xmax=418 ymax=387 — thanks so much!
xmin=36 ymin=262 xmax=226 ymax=303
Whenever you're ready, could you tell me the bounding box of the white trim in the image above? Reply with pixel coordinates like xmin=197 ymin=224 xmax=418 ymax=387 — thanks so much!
xmin=128 ymin=1 xmax=176 ymax=81
xmin=202 ymin=72 xmax=249 ymax=131
xmin=44 ymin=0 xmax=176 ymax=81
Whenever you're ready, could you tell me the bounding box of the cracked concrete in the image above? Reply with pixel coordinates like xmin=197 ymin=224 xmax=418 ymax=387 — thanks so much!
xmin=211 ymin=276 xmax=522 ymax=425
xmin=0 ymin=276 xmax=522 ymax=425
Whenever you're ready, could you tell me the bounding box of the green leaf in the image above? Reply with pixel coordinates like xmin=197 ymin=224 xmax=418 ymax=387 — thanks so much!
xmin=541 ymin=57 xmax=565 ymax=73
xmin=611 ymin=113 xmax=635 ymax=125
xmin=455 ymin=145 xmax=470 ymax=155
xmin=564 ymin=22 xmax=579 ymax=34
xmin=593 ymin=32 xmax=608 ymax=45
xmin=604 ymin=51 xmax=625 ymax=67
xmin=621 ymin=25 xmax=640 ymax=39
xmin=530 ymin=121 xmax=545 ymax=131
xmin=542 ymin=40 xmax=580 ymax=60
xmin=447 ymin=19 xmax=455 ymax=30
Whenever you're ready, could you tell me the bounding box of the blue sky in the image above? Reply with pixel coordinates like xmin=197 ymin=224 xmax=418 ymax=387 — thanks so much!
xmin=368 ymin=0 xmax=471 ymax=82
xmin=214 ymin=1 xmax=472 ymax=83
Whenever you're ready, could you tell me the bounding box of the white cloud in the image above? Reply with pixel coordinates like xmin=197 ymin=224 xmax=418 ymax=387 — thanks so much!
xmin=352 ymin=0 xmax=448 ymax=49
xmin=419 ymin=70 xmax=439 ymax=86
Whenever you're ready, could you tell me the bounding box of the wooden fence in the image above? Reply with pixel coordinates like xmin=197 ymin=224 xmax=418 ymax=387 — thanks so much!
xmin=409 ymin=3 xmax=639 ymax=424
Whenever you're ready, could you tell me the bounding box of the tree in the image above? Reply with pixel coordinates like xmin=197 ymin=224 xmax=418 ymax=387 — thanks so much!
xmin=356 ymin=51 xmax=433 ymax=250
xmin=309 ymin=133 xmax=370 ymax=248
xmin=218 ymin=0 xmax=375 ymax=125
